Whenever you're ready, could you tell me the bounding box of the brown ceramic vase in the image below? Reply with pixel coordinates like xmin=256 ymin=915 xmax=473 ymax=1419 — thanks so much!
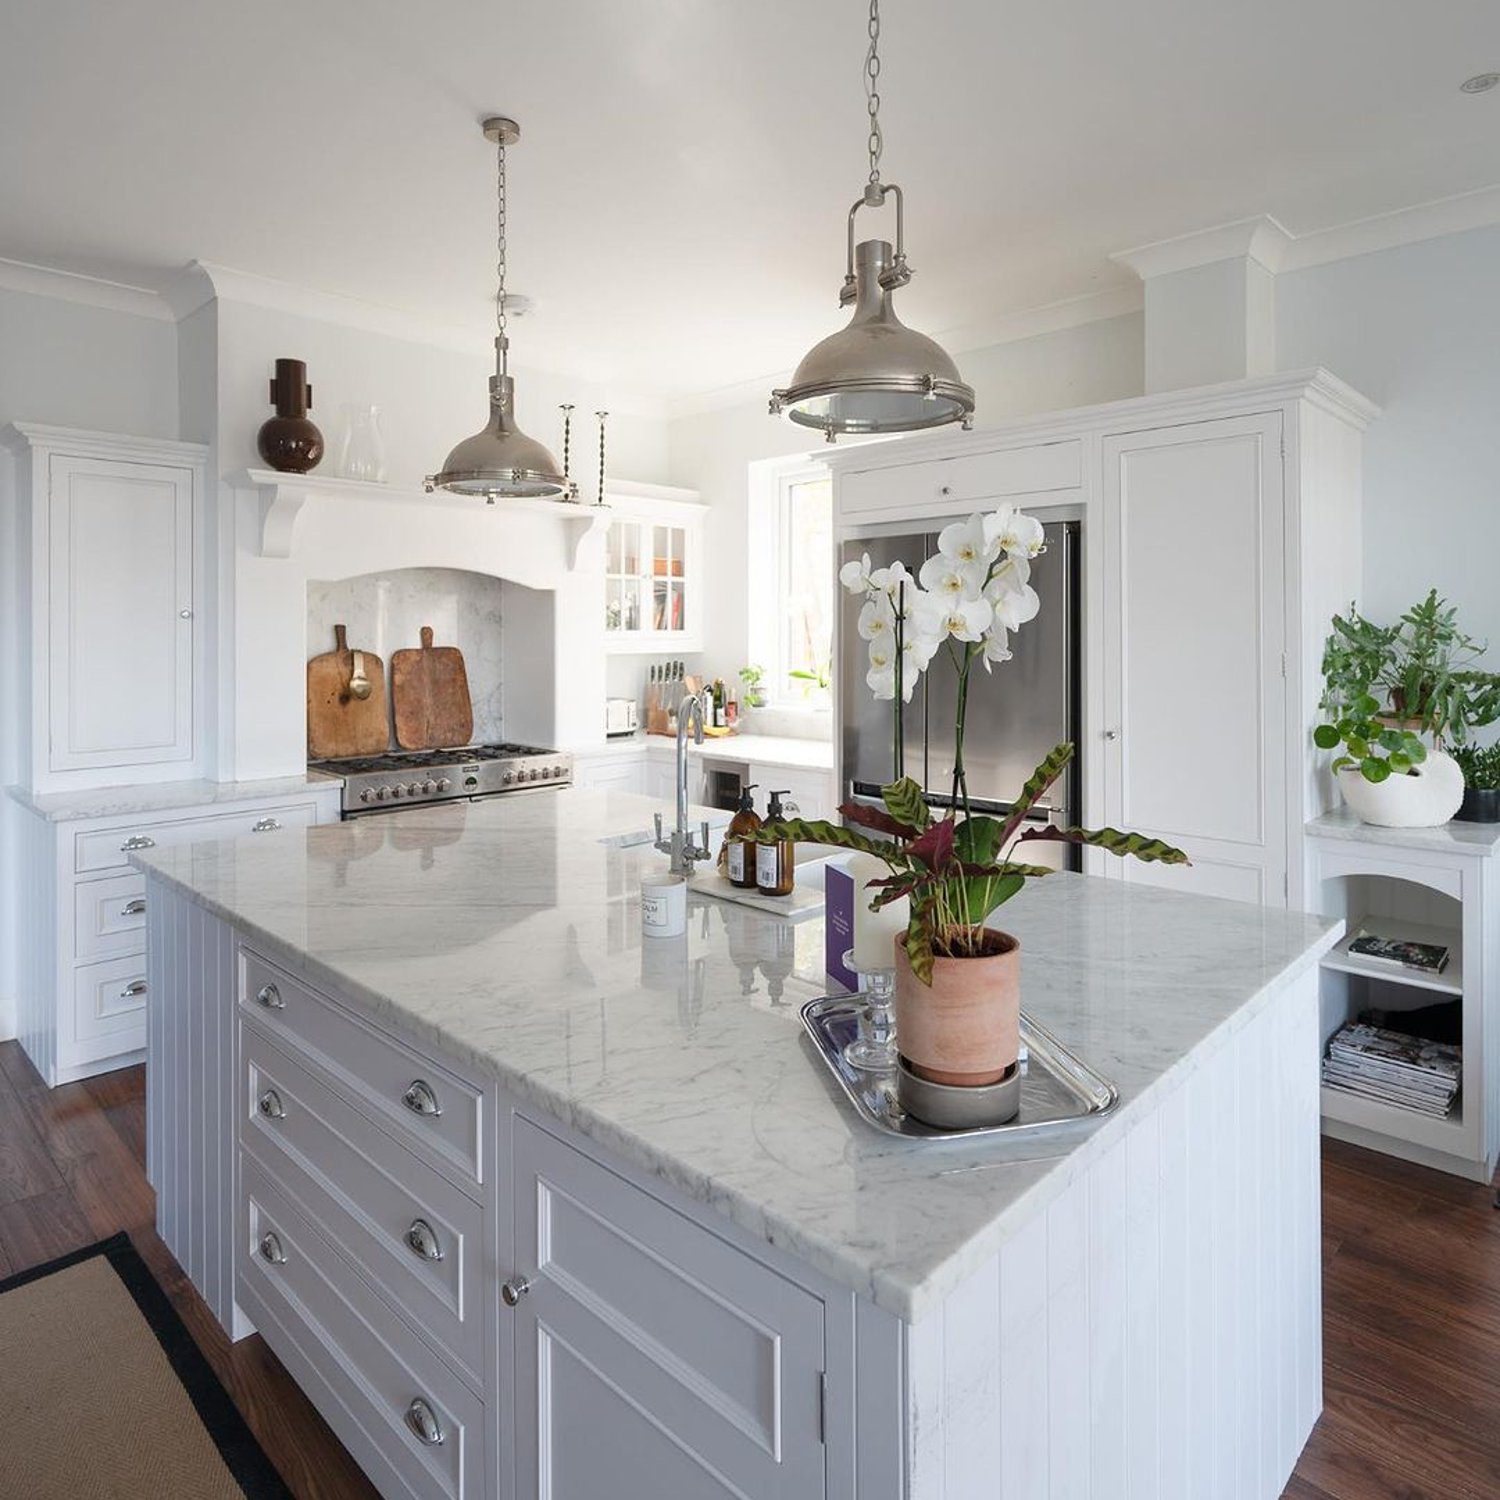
xmin=894 ymin=929 xmax=1021 ymax=1086
xmin=257 ymin=357 xmax=324 ymax=474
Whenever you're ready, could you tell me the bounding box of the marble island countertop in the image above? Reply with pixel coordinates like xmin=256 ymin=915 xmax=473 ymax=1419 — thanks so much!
xmin=585 ymin=733 xmax=834 ymax=771
xmin=136 ymin=789 xmax=1339 ymax=1321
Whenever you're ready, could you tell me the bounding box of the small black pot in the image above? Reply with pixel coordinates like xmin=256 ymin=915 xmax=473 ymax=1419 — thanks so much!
xmin=1458 ymin=786 xmax=1500 ymax=823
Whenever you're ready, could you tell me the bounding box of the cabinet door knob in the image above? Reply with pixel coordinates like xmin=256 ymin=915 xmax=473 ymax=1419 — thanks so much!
xmin=179 ymin=608 xmax=193 ymax=619
xmin=251 ymin=817 xmax=282 ymax=833
xmin=404 ymin=1218 xmax=443 ymax=1262
xmin=255 ymin=982 xmax=284 ymax=1010
xmin=259 ymin=1231 xmax=286 ymax=1265
xmin=120 ymin=979 xmax=148 ymax=1000
xmin=122 ymin=898 xmax=147 ymax=916
xmin=120 ymin=834 xmax=156 ymax=852
xmin=404 ymin=1397 xmax=445 ymax=1447
xmin=501 ymin=1274 xmax=531 ymax=1307
xmin=257 ymin=1089 xmax=285 ymax=1120
xmin=1104 ymin=728 xmax=1120 ymax=741
xmin=401 ymin=1079 xmax=442 ymax=1117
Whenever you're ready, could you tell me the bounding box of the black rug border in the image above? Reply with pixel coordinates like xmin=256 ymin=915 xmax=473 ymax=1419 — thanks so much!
xmin=0 ymin=1231 xmax=292 ymax=1500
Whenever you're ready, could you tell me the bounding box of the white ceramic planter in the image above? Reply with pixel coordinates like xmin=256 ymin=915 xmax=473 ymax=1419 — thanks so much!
xmin=1337 ymin=749 xmax=1464 ymax=828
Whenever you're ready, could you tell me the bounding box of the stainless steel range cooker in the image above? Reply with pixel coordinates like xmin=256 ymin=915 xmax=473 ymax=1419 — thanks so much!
xmin=313 ymin=743 xmax=573 ymax=818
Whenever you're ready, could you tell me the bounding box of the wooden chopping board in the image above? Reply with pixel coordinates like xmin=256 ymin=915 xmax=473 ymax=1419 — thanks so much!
xmin=391 ymin=626 xmax=473 ymax=751
xmin=307 ymin=624 xmax=389 ymax=760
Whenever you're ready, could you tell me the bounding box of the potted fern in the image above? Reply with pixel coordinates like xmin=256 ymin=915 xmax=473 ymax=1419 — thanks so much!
xmin=756 ymin=506 xmax=1188 ymax=1122
xmin=1454 ymin=743 xmax=1500 ymax=823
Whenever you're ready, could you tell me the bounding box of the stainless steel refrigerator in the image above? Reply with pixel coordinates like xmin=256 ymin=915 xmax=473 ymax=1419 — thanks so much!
xmin=839 ymin=518 xmax=1081 ymax=870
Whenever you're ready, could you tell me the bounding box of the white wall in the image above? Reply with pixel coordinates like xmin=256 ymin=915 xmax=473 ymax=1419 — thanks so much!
xmin=1277 ymin=225 xmax=1500 ymax=685
xmin=0 ymin=286 xmax=178 ymax=437
xmin=667 ymin=312 xmax=1146 ymax=679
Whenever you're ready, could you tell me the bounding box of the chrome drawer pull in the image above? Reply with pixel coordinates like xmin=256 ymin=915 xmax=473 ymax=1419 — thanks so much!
xmin=404 ymin=1397 xmax=445 ymax=1447
xmin=501 ymin=1274 xmax=531 ymax=1308
xmin=259 ymin=1231 xmax=286 ymax=1265
xmin=122 ymin=898 xmax=147 ymax=917
xmin=120 ymin=834 xmax=156 ymax=852
xmin=405 ymin=1218 xmax=443 ymax=1262
xmin=120 ymin=980 xmax=147 ymax=1000
xmin=251 ymin=817 xmax=282 ymax=833
xmin=401 ymin=1079 xmax=442 ymax=1118
xmin=255 ymin=982 xmax=284 ymax=1010
xmin=257 ymin=1089 xmax=285 ymax=1120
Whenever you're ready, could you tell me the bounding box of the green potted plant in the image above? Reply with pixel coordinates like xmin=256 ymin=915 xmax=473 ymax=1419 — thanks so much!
xmin=756 ymin=508 xmax=1188 ymax=1125
xmin=738 ymin=664 xmax=767 ymax=709
xmin=1314 ymin=591 xmax=1500 ymax=827
xmin=1453 ymin=742 xmax=1500 ymax=823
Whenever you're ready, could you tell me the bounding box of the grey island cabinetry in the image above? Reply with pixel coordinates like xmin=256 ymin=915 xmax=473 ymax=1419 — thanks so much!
xmin=139 ymin=789 xmax=1338 ymax=1499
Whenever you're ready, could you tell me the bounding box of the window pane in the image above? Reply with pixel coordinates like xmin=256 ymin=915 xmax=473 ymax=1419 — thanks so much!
xmin=606 ymin=522 xmax=623 ymax=575
xmin=622 ymin=523 xmax=640 ymax=576
xmin=782 ymin=478 xmax=833 ymax=696
xmin=606 ymin=578 xmax=623 ymax=632
xmin=622 ymin=577 xmax=641 ymax=632
xmin=652 ymin=524 xmax=670 ymax=580
xmin=653 ymin=578 xmax=669 ymax=632
xmin=669 ymin=527 xmax=685 ymax=576
xmin=669 ymin=580 xmax=683 ymax=632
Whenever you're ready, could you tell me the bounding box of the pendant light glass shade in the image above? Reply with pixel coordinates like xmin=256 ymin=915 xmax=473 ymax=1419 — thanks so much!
xmin=770 ymin=0 xmax=974 ymax=441
xmin=426 ymin=117 xmax=576 ymax=503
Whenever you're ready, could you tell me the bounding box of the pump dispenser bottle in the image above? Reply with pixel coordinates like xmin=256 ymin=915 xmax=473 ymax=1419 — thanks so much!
xmin=726 ymin=784 xmax=762 ymax=889
xmin=755 ymin=789 xmax=796 ymax=897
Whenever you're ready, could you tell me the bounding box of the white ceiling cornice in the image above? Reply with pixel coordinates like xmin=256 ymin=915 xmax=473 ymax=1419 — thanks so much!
xmin=0 ymin=255 xmax=173 ymax=321
xmin=1110 ymin=216 xmax=1295 ymax=279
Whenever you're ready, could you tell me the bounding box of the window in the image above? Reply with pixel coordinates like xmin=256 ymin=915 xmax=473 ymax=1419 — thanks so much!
xmin=777 ymin=473 xmax=834 ymax=699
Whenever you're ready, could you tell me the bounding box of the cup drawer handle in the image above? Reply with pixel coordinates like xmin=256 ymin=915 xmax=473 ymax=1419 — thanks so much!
xmin=257 ymin=1089 xmax=285 ymax=1120
xmin=404 ymin=1218 xmax=443 ymax=1262
xmin=259 ymin=1231 xmax=286 ymax=1265
xmin=255 ymin=982 xmax=284 ymax=1010
xmin=120 ymin=980 xmax=147 ymax=1000
xmin=251 ymin=817 xmax=282 ymax=833
xmin=401 ymin=1079 xmax=442 ymax=1117
xmin=122 ymin=898 xmax=147 ymax=917
xmin=404 ymin=1397 xmax=445 ymax=1447
xmin=120 ymin=835 xmax=156 ymax=852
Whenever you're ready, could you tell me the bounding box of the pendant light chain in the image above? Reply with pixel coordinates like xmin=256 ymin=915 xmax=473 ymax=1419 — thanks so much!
xmin=864 ymin=0 xmax=883 ymax=186
xmin=495 ymin=132 xmax=509 ymax=361
xmin=595 ymin=410 xmax=609 ymax=506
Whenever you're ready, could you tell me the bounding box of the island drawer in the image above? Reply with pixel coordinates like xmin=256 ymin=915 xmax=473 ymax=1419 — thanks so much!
xmin=242 ymin=1024 xmax=484 ymax=1386
xmin=238 ymin=947 xmax=484 ymax=1193
xmin=240 ymin=1158 xmax=484 ymax=1500
xmin=74 ymin=799 xmax=321 ymax=875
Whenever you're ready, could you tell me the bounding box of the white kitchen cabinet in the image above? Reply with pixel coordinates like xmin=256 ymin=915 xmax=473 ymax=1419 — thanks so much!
xmin=512 ymin=1117 xmax=828 ymax=1500
xmin=829 ymin=369 xmax=1373 ymax=911
xmin=1 ymin=425 xmax=207 ymax=790
xmin=1101 ymin=413 xmax=1288 ymax=904
xmin=569 ymin=746 xmax=648 ymax=794
xmin=8 ymin=782 xmax=340 ymax=1085
xmin=600 ymin=481 xmax=706 ymax=654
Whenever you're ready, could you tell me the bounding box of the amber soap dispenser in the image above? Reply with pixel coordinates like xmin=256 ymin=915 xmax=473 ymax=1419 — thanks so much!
xmin=755 ymin=789 xmax=796 ymax=896
xmin=726 ymin=784 xmax=762 ymax=889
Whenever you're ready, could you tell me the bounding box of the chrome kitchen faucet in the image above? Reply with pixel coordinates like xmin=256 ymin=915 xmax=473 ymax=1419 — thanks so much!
xmin=654 ymin=693 xmax=714 ymax=876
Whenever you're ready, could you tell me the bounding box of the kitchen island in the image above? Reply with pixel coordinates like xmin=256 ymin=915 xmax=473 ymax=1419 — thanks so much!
xmin=138 ymin=789 xmax=1339 ymax=1500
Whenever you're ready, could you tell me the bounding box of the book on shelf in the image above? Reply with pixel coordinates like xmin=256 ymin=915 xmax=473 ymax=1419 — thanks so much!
xmin=1346 ymin=928 xmax=1451 ymax=975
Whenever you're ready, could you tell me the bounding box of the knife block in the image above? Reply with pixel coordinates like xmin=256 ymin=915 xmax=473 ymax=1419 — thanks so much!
xmin=646 ymin=676 xmax=703 ymax=737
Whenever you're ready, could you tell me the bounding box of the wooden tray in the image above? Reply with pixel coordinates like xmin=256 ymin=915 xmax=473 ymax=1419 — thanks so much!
xmin=307 ymin=624 xmax=389 ymax=760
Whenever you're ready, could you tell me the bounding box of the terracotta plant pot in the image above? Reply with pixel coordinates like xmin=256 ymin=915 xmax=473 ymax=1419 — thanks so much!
xmin=894 ymin=929 xmax=1020 ymax=1086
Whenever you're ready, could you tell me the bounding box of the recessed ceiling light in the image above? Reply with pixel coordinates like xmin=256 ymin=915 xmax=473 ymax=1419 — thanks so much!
xmin=1460 ymin=72 xmax=1499 ymax=94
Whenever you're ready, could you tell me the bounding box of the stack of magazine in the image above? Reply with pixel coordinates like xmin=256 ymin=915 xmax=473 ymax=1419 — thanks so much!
xmin=1322 ymin=1021 xmax=1461 ymax=1118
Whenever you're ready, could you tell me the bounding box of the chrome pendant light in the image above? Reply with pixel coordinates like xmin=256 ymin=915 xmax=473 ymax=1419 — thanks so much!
xmin=770 ymin=0 xmax=975 ymax=441
xmin=426 ymin=117 xmax=576 ymax=502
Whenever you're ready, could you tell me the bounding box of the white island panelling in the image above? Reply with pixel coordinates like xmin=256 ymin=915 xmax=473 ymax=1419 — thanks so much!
xmin=139 ymin=790 xmax=1335 ymax=1498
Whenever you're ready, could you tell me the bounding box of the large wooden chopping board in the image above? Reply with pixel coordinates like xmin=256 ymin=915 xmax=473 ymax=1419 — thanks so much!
xmin=391 ymin=626 xmax=473 ymax=751
xmin=306 ymin=624 xmax=390 ymax=760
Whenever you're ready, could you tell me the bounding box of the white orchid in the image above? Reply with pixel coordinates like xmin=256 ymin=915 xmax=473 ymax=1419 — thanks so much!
xmin=936 ymin=515 xmax=995 ymax=569
xmin=914 ymin=592 xmax=994 ymax=645
xmin=986 ymin=576 xmax=1041 ymax=631
xmin=918 ymin=551 xmax=985 ymax=603
xmin=858 ymin=595 xmax=895 ymax=642
xmin=839 ymin=551 xmax=873 ymax=593
xmin=984 ymin=506 xmax=1046 ymax=559
xmin=980 ymin=626 xmax=1014 ymax=672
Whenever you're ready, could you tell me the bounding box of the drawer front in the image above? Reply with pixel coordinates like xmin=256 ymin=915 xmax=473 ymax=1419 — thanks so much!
xmin=243 ymin=1025 xmax=484 ymax=1384
xmin=75 ymin=799 xmax=321 ymax=875
xmin=840 ymin=439 xmax=1081 ymax=516
xmin=241 ymin=1160 xmax=483 ymax=1500
xmin=74 ymin=871 xmax=148 ymax=961
xmin=73 ymin=954 xmax=148 ymax=1046
xmin=239 ymin=948 xmax=483 ymax=1192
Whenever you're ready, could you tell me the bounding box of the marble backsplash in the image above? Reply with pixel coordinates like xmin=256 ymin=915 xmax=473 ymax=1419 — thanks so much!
xmin=308 ymin=568 xmax=506 ymax=745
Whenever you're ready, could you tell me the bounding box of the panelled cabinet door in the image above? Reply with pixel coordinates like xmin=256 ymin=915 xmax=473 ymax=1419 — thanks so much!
xmin=511 ymin=1118 xmax=827 ymax=1500
xmin=603 ymin=507 xmax=703 ymax=652
xmin=1101 ymin=414 xmax=1288 ymax=905
xmin=47 ymin=454 xmax=194 ymax=772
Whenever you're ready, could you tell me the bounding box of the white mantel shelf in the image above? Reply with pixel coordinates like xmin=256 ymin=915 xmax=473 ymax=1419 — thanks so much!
xmin=237 ymin=468 xmax=610 ymax=563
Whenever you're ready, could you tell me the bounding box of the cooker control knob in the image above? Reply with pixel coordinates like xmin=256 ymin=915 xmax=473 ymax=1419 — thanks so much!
xmin=530 ymin=768 xmax=541 ymax=781
xmin=436 ymin=778 xmax=451 ymax=792
xmin=408 ymin=783 xmax=422 ymax=796
xmin=422 ymin=779 xmax=437 ymax=794
xmin=554 ymin=765 xmax=566 ymax=778
xmin=538 ymin=766 xmax=551 ymax=779
xmin=359 ymin=788 xmax=375 ymax=803
xmin=375 ymin=786 xmax=389 ymax=801
xmin=502 ymin=771 xmax=515 ymax=785
xmin=391 ymin=785 xmax=405 ymax=798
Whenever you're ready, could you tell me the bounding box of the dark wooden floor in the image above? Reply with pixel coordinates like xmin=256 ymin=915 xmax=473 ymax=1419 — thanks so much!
xmin=1 ymin=1039 xmax=1497 ymax=1498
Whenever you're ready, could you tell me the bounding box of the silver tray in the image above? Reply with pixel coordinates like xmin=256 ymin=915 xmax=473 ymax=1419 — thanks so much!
xmin=800 ymin=993 xmax=1120 ymax=1141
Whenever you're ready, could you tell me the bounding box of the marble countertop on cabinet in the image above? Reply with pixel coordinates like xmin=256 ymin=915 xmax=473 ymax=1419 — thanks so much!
xmin=587 ymin=733 xmax=833 ymax=771
xmin=1308 ymin=808 xmax=1500 ymax=857
xmin=136 ymin=788 xmax=1337 ymax=1321
xmin=6 ymin=773 xmax=343 ymax=823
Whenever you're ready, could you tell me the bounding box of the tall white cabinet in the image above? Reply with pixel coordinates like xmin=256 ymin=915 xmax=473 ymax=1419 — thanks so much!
xmin=828 ymin=369 xmax=1375 ymax=911
xmin=1 ymin=424 xmax=206 ymax=790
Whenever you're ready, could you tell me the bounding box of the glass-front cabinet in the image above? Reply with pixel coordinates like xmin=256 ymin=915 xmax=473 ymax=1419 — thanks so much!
xmin=601 ymin=484 xmax=705 ymax=652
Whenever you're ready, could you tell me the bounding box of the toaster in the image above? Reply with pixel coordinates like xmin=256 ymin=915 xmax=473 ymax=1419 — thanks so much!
xmin=605 ymin=698 xmax=639 ymax=737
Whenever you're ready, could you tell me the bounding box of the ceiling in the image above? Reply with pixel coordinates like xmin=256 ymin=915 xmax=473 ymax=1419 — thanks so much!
xmin=2 ymin=0 xmax=1498 ymax=402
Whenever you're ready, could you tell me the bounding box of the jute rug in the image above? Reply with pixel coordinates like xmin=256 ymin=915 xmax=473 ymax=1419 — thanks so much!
xmin=0 ymin=1232 xmax=289 ymax=1498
